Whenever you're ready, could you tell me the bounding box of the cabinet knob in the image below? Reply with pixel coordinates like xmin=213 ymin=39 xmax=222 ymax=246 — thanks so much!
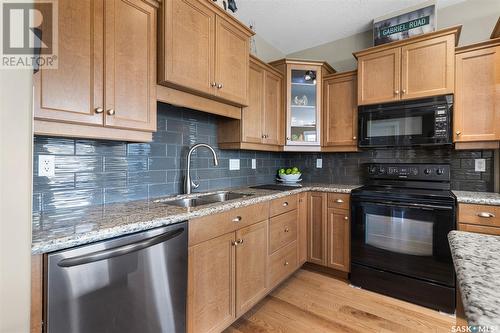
xmin=107 ymin=109 xmax=115 ymax=115
xmin=284 ymin=227 xmax=289 ymax=233
xmin=344 ymin=216 xmax=349 ymax=220
xmin=477 ymin=212 xmax=495 ymax=218
xmin=353 ymin=136 xmax=357 ymax=140
xmin=402 ymin=89 xmax=406 ymax=94
xmin=455 ymin=131 xmax=462 ymax=136
xmin=211 ymin=82 xmax=217 ymax=87
xmin=286 ymin=137 xmax=290 ymax=140
xmin=217 ymin=83 xmax=223 ymax=89
xmin=282 ymin=201 xmax=288 ymax=207
xmin=95 ymin=107 xmax=104 ymax=114
xmin=395 ymin=90 xmax=400 ymax=95
xmin=284 ymin=261 xmax=289 ymax=266
xmin=335 ymin=199 xmax=344 ymax=203
xmin=232 ymin=216 xmax=242 ymax=222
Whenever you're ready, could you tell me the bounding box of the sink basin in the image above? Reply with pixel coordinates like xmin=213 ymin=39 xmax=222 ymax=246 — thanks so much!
xmin=158 ymin=191 xmax=253 ymax=208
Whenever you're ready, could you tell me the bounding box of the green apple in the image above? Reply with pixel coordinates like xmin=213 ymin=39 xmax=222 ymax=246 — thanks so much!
xmin=285 ymin=168 xmax=292 ymax=174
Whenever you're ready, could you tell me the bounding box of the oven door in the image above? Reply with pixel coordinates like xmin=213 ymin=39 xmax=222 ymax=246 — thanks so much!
xmin=351 ymin=198 xmax=455 ymax=287
xmin=358 ymin=103 xmax=451 ymax=147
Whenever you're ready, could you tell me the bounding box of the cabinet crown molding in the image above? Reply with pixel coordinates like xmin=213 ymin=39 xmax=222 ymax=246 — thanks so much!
xmin=269 ymin=58 xmax=336 ymax=74
xmin=456 ymin=37 xmax=500 ymax=54
xmin=353 ymin=25 xmax=462 ymax=59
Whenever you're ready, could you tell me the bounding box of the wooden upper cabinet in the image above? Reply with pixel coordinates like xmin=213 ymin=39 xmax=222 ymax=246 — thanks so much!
xmin=158 ymin=0 xmax=252 ymax=107
xmin=454 ymin=42 xmax=500 ymax=144
xmin=104 ymin=0 xmax=157 ymax=132
xmin=322 ymin=71 xmax=358 ymax=151
xmin=214 ymin=16 xmax=249 ymax=105
xmin=401 ymin=35 xmax=454 ymax=100
xmin=355 ymin=26 xmax=461 ymax=106
xmin=326 ymin=209 xmax=350 ymax=272
xmin=357 ymin=48 xmax=400 ymax=105
xmin=241 ymin=60 xmax=265 ymax=144
xmin=307 ymin=192 xmax=327 ymax=266
xmin=160 ymin=0 xmax=215 ymax=95
xmin=263 ymin=70 xmax=283 ymax=145
xmin=188 ymin=232 xmax=236 ymax=333
xmin=34 ymin=0 xmax=103 ymax=126
xmin=235 ymin=221 xmax=268 ymax=317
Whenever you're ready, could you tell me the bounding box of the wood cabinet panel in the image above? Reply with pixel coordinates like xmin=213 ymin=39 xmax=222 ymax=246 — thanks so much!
xmin=454 ymin=46 xmax=500 ymax=143
xmin=327 ymin=193 xmax=350 ymax=210
xmin=235 ymin=221 xmax=268 ymax=316
xmin=327 ymin=209 xmax=350 ymax=272
xmin=270 ymin=195 xmax=297 ymax=217
xmin=34 ymin=0 xmax=103 ymax=126
xmin=188 ymin=232 xmax=235 ymax=333
xmin=297 ymin=192 xmax=308 ymax=265
xmin=214 ymin=16 xmax=249 ymax=105
xmin=307 ymin=192 xmax=327 ymax=266
xmin=458 ymin=223 xmax=500 ymax=236
xmin=401 ymin=35 xmax=455 ymax=100
xmin=31 ymin=255 xmax=43 ymax=333
xmin=322 ymin=72 xmax=357 ymax=151
xmin=358 ymin=48 xmax=400 ymax=105
xmin=104 ymin=0 xmax=156 ymax=131
xmin=263 ymin=70 xmax=283 ymax=145
xmin=458 ymin=204 xmax=500 ymax=227
xmin=268 ymin=241 xmax=298 ymax=289
xmin=160 ymin=0 xmax=214 ymax=94
xmin=241 ymin=61 xmax=264 ymax=143
xmin=269 ymin=210 xmax=298 ymax=254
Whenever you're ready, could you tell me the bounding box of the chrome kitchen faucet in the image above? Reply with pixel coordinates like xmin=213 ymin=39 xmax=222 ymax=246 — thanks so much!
xmin=184 ymin=143 xmax=219 ymax=194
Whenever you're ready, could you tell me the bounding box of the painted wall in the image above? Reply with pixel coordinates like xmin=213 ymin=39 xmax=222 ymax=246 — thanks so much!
xmin=287 ymin=0 xmax=500 ymax=71
xmin=251 ymin=33 xmax=286 ymax=62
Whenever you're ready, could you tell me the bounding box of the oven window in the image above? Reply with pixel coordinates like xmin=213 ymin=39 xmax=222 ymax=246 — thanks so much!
xmin=367 ymin=116 xmax=423 ymax=137
xmin=365 ymin=213 xmax=433 ymax=256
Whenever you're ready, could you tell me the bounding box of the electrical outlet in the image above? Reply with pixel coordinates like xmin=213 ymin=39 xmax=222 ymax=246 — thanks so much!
xmin=38 ymin=155 xmax=55 ymax=177
xmin=229 ymin=159 xmax=240 ymax=171
xmin=316 ymin=158 xmax=323 ymax=169
xmin=251 ymin=159 xmax=256 ymax=169
xmin=475 ymin=159 xmax=486 ymax=172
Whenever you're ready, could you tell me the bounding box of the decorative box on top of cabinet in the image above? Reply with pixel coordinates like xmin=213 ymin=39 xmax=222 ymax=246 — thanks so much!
xmin=270 ymin=58 xmax=336 ymax=151
xmin=453 ymin=38 xmax=500 ymax=150
xmin=354 ymin=26 xmax=461 ymax=106
xmin=34 ymin=0 xmax=159 ymax=142
xmin=158 ymin=0 xmax=253 ymax=109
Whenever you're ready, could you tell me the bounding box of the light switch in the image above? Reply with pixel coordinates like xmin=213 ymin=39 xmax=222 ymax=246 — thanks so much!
xmin=251 ymin=159 xmax=256 ymax=169
xmin=316 ymin=158 xmax=322 ymax=169
xmin=229 ymin=159 xmax=240 ymax=171
xmin=475 ymin=159 xmax=486 ymax=172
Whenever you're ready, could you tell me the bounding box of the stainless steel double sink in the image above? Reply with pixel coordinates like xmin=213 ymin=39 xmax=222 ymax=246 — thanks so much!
xmin=155 ymin=191 xmax=253 ymax=208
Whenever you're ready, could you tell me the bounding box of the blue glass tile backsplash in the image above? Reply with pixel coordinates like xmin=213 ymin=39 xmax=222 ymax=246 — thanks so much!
xmin=33 ymin=102 xmax=496 ymax=212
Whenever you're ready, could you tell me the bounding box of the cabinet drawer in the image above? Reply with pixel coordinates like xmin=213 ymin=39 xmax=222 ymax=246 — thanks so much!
xmin=458 ymin=204 xmax=500 ymax=227
xmin=270 ymin=195 xmax=297 ymax=217
xmin=268 ymin=241 xmax=297 ymax=289
xmin=327 ymin=193 xmax=350 ymax=210
xmin=189 ymin=202 xmax=269 ymax=246
xmin=458 ymin=223 xmax=500 ymax=236
xmin=269 ymin=210 xmax=297 ymax=254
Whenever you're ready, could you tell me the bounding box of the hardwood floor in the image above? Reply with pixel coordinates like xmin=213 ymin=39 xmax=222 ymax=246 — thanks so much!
xmin=224 ymin=269 xmax=456 ymax=333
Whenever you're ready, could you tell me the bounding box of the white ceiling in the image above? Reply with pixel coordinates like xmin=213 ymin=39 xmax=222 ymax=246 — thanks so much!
xmin=235 ymin=0 xmax=466 ymax=54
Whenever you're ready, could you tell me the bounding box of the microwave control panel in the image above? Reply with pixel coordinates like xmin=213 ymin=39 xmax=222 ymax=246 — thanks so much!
xmin=434 ymin=106 xmax=450 ymax=138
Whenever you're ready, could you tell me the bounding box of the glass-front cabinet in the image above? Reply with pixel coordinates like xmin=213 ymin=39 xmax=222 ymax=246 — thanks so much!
xmin=270 ymin=59 xmax=335 ymax=150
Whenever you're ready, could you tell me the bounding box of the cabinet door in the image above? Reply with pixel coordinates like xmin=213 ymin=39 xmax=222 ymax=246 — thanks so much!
xmin=454 ymin=46 xmax=500 ymax=142
xmin=323 ymin=73 xmax=357 ymax=150
xmin=34 ymin=0 xmax=104 ymax=126
xmin=160 ymin=0 xmax=215 ymax=95
xmin=241 ymin=60 xmax=264 ymax=143
xmin=235 ymin=221 xmax=268 ymax=317
xmin=263 ymin=70 xmax=283 ymax=146
xmin=104 ymin=0 xmax=157 ymax=132
xmin=327 ymin=209 xmax=350 ymax=272
xmin=307 ymin=192 xmax=327 ymax=266
xmin=297 ymin=192 xmax=308 ymax=265
xmin=214 ymin=16 xmax=249 ymax=105
xmin=188 ymin=233 xmax=236 ymax=333
xmin=401 ymin=35 xmax=455 ymax=100
xmin=358 ymin=48 xmax=400 ymax=105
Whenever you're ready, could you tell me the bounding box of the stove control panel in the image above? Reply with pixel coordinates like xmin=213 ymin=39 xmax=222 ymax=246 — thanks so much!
xmin=367 ymin=163 xmax=450 ymax=181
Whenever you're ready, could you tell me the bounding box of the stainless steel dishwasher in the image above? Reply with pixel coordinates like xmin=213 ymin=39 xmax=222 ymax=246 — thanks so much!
xmin=46 ymin=221 xmax=188 ymax=333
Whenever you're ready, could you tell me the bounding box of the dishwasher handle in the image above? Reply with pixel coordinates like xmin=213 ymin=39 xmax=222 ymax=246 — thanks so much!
xmin=57 ymin=227 xmax=185 ymax=268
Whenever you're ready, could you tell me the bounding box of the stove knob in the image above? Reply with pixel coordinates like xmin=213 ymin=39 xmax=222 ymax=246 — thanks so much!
xmin=436 ymin=168 xmax=444 ymax=175
xmin=369 ymin=166 xmax=378 ymax=175
xmin=424 ymin=168 xmax=432 ymax=175
xmin=378 ymin=167 xmax=386 ymax=175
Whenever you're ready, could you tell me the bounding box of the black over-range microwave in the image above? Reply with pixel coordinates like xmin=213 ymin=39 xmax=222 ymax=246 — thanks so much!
xmin=358 ymin=95 xmax=453 ymax=148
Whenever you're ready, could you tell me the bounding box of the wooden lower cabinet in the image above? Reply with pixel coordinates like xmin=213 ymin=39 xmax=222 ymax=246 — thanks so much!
xmin=268 ymin=241 xmax=298 ymax=289
xmin=297 ymin=192 xmax=308 ymax=265
xmin=458 ymin=203 xmax=500 ymax=235
xmin=235 ymin=221 xmax=268 ymax=316
xmin=307 ymin=192 xmax=327 ymax=265
xmin=326 ymin=208 xmax=350 ymax=272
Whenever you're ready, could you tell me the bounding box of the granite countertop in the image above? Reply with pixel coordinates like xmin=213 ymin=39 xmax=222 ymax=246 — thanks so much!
xmin=453 ymin=191 xmax=500 ymax=206
xmin=449 ymin=231 xmax=500 ymax=327
xmin=32 ymin=183 xmax=359 ymax=254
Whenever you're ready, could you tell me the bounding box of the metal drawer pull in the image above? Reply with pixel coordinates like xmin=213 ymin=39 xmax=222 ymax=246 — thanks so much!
xmin=107 ymin=109 xmax=115 ymax=115
xmin=344 ymin=216 xmax=348 ymax=220
xmin=232 ymin=216 xmax=242 ymax=222
xmin=232 ymin=239 xmax=243 ymax=246
xmin=477 ymin=212 xmax=495 ymax=218
xmin=284 ymin=261 xmax=289 ymax=266
xmin=335 ymin=199 xmax=344 ymax=203
xmin=282 ymin=202 xmax=289 ymax=207
xmin=284 ymin=227 xmax=289 ymax=233
xmin=95 ymin=107 xmax=104 ymax=114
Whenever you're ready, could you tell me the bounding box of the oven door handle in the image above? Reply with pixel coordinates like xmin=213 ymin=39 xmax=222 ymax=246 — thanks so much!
xmin=367 ymin=201 xmax=453 ymax=211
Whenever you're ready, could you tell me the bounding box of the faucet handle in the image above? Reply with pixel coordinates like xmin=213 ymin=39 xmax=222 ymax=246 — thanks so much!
xmin=191 ymin=180 xmax=200 ymax=189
